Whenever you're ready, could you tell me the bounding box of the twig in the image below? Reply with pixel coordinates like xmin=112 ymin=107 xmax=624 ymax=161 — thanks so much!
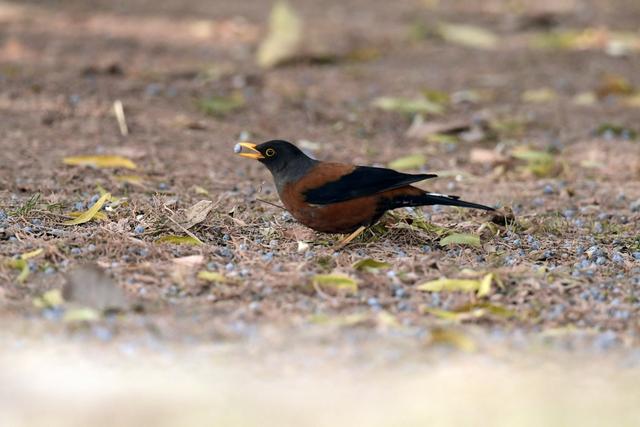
xmin=256 ymin=198 xmax=286 ymax=210
xmin=113 ymin=100 xmax=128 ymax=136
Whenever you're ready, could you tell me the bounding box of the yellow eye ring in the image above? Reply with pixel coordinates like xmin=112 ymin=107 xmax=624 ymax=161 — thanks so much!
xmin=265 ymin=148 xmax=276 ymax=157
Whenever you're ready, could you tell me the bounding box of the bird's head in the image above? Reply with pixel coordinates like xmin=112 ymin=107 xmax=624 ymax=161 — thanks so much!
xmin=234 ymin=140 xmax=316 ymax=178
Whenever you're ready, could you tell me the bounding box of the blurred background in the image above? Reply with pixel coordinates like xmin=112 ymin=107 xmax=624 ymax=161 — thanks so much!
xmin=1 ymin=0 xmax=640 ymax=425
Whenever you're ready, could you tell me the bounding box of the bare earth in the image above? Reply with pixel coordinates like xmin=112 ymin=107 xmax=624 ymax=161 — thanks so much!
xmin=1 ymin=0 xmax=640 ymax=425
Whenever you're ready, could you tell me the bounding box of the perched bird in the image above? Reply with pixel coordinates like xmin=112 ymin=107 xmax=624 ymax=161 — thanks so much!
xmin=235 ymin=140 xmax=494 ymax=235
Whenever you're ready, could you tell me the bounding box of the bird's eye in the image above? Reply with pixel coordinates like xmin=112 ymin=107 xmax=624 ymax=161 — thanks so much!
xmin=265 ymin=148 xmax=276 ymax=157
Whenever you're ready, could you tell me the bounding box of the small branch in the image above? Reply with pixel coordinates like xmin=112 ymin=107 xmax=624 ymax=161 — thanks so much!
xmin=113 ymin=100 xmax=129 ymax=136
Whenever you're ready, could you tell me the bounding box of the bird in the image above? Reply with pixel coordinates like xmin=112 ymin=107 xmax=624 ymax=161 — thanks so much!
xmin=235 ymin=140 xmax=494 ymax=238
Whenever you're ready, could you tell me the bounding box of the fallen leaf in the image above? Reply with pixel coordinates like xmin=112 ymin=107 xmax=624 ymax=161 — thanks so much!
xmin=511 ymin=148 xmax=558 ymax=177
xmin=521 ymin=87 xmax=557 ymax=103
xmin=373 ymin=97 xmax=443 ymax=115
xmin=352 ymin=258 xmax=391 ymax=272
xmin=67 ymin=211 xmax=108 ymax=221
xmin=388 ymin=154 xmax=426 ymax=171
xmin=157 ymin=235 xmax=203 ymax=245
xmin=469 ymin=148 xmax=506 ymax=165
xmin=63 ymin=308 xmax=101 ymax=322
xmin=312 ymin=274 xmax=358 ymax=293
xmin=115 ymin=175 xmax=145 ymax=185
xmin=437 ymin=22 xmax=498 ymax=50
xmin=63 ymin=264 xmax=129 ymax=312
xmin=63 ymin=193 xmax=110 ymax=225
xmin=197 ymin=271 xmax=230 ymax=283
xmin=33 ymin=289 xmax=64 ymax=308
xmin=181 ymin=200 xmax=214 ymax=229
xmin=257 ymin=1 xmax=302 ymax=68
xmin=428 ymin=328 xmax=476 ymax=352
xmin=63 ymin=155 xmax=136 ymax=169
xmin=173 ymin=255 xmax=204 ymax=268
xmin=405 ymin=115 xmax=471 ymax=140
xmin=198 ymin=93 xmax=245 ymax=116
xmin=440 ymin=233 xmax=481 ymax=247
xmin=8 ymin=248 xmax=44 ymax=283
xmin=596 ymin=74 xmax=634 ymax=98
xmin=572 ymin=92 xmax=597 ymax=106
xmin=417 ymin=273 xmax=493 ymax=296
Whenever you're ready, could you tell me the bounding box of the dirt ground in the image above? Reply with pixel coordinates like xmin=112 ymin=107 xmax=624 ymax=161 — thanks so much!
xmin=1 ymin=0 xmax=640 ymax=425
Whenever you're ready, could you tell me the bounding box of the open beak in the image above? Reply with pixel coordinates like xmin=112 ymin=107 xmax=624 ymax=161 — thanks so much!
xmin=234 ymin=142 xmax=264 ymax=160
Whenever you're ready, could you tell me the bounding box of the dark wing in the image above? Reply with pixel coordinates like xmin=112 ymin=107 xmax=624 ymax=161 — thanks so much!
xmin=303 ymin=165 xmax=437 ymax=204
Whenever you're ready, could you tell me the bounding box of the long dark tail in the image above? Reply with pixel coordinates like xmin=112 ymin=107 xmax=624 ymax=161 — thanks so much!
xmin=388 ymin=191 xmax=495 ymax=211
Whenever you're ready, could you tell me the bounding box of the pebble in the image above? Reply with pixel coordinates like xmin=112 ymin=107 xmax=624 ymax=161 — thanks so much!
xmin=630 ymin=199 xmax=640 ymax=212
xmin=393 ymin=287 xmax=406 ymax=298
xmin=158 ymin=183 xmax=169 ymax=190
xmin=225 ymin=262 xmax=235 ymax=271
xmin=578 ymin=259 xmax=591 ymax=269
xmin=261 ymin=252 xmax=274 ymax=261
xmin=612 ymin=253 xmax=624 ymax=264
xmin=89 ymin=194 xmax=100 ymax=204
xmin=74 ymin=202 xmax=85 ymax=211
xmin=586 ymin=245 xmax=604 ymax=259
xmin=134 ymin=225 xmax=145 ymax=234
xmin=93 ymin=326 xmax=113 ymax=342
xmin=593 ymin=330 xmax=618 ymax=351
xmin=543 ymin=184 xmax=555 ymax=195
xmin=593 ymin=222 xmax=604 ymax=233
xmin=421 ymin=245 xmax=432 ymax=253
xmin=367 ymin=297 xmax=381 ymax=310
xmin=70 ymin=247 xmax=81 ymax=255
xmin=595 ymin=256 xmax=607 ymax=266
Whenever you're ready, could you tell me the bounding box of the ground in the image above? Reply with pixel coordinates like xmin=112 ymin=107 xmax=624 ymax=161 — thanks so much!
xmin=1 ymin=0 xmax=640 ymax=425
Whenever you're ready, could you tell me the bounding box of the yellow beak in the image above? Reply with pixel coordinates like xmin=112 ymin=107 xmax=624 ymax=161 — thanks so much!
xmin=234 ymin=142 xmax=264 ymax=160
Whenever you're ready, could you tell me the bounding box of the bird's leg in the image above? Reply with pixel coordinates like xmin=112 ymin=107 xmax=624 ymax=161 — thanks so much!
xmin=334 ymin=225 xmax=367 ymax=249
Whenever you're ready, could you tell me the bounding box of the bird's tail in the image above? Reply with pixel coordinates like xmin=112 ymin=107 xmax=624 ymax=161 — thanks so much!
xmin=419 ymin=192 xmax=495 ymax=211
xmin=387 ymin=191 xmax=494 ymax=211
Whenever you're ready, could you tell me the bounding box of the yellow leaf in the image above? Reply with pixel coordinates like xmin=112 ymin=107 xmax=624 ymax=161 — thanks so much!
xmin=8 ymin=258 xmax=29 ymax=283
xmin=440 ymin=233 xmax=481 ymax=247
xmin=573 ymin=92 xmax=597 ymax=106
xmin=63 ymin=155 xmax=137 ymax=169
xmin=63 ymin=307 xmax=100 ymax=322
xmin=373 ymin=97 xmax=443 ymax=114
xmin=157 ymin=235 xmax=202 ymax=245
xmin=521 ymin=88 xmax=557 ymax=103
xmin=257 ymin=1 xmax=302 ymax=68
xmin=21 ymin=248 xmax=43 ymax=260
xmin=417 ymin=273 xmax=493 ymax=296
xmin=63 ymin=193 xmax=110 ymax=225
xmin=388 ymin=154 xmax=426 ymax=171
xmin=116 ymin=175 xmax=145 ymax=185
xmin=68 ymin=211 xmax=107 ymax=221
xmin=428 ymin=328 xmax=476 ymax=352
xmin=312 ymin=274 xmax=358 ymax=293
xmin=423 ymin=307 xmax=465 ymax=321
xmin=352 ymin=258 xmax=391 ymax=272
xmin=417 ymin=278 xmax=482 ymax=293
xmin=197 ymin=271 xmax=230 ymax=283
xmin=437 ymin=22 xmax=498 ymax=50
xmin=33 ymin=289 xmax=64 ymax=308
xmin=478 ymin=273 xmax=493 ymax=297
xmin=193 ymin=185 xmax=209 ymax=195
